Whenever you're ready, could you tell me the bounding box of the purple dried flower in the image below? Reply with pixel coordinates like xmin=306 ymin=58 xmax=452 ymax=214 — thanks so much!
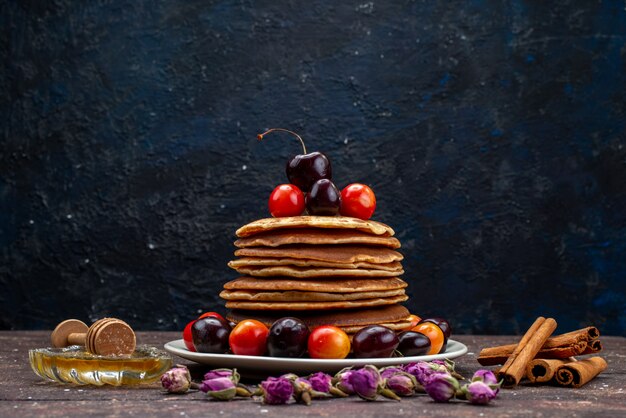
xmin=200 ymin=377 xmax=237 ymax=400
xmin=463 ymin=381 xmax=499 ymax=405
xmin=472 ymin=370 xmax=498 ymax=386
xmin=386 ymin=373 xmax=418 ymax=397
xmin=380 ymin=367 xmax=404 ymax=380
xmin=424 ymin=372 xmax=460 ymax=403
xmin=404 ymin=362 xmax=442 ymax=385
xmin=261 ymin=376 xmax=294 ymax=405
xmin=161 ymin=366 xmax=192 ymax=393
xmin=203 ymin=368 xmax=236 ymax=382
xmin=308 ymin=372 xmax=332 ymax=393
xmin=348 ymin=365 xmax=382 ymax=401
xmin=292 ymin=377 xmax=314 ymax=405
xmin=335 ymin=368 xmax=356 ymax=395
xmin=280 ymin=373 xmax=299 ymax=381
xmin=294 ymin=377 xmax=312 ymax=391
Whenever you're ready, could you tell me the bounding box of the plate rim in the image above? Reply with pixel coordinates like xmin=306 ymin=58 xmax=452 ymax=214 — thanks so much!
xmin=164 ymin=338 xmax=468 ymax=367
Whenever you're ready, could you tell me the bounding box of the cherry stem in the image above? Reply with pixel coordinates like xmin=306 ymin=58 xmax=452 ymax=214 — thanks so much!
xmin=257 ymin=128 xmax=307 ymax=154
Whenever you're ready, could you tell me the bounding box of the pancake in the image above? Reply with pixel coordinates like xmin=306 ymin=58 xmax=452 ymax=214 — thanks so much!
xmin=234 ymin=229 xmax=401 ymax=249
xmin=228 ymin=257 xmax=403 ymax=272
xmin=225 ymin=294 xmax=408 ymax=310
xmin=223 ymin=277 xmax=408 ymax=293
xmin=342 ymin=319 xmax=413 ymax=334
xmin=234 ymin=265 xmax=403 ymax=278
xmin=236 ymin=216 xmax=395 ymax=237
xmin=227 ymin=304 xmax=410 ymax=327
xmin=235 ymin=245 xmax=403 ymax=264
xmin=220 ymin=288 xmax=406 ymax=302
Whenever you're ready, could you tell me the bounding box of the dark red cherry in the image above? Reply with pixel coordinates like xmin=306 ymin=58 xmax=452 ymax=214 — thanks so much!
xmin=397 ymin=331 xmax=431 ymax=356
xmin=352 ymin=325 xmax=399 ymax=358
xmin=286 ymin=152 xmax=331 ymax=192
xmin=257 ymin=128 xmax=331 ymax=192
xmin=266 ymin=317 xmax=310 ymax=358
xmin=306 ymin=179 xmax=341 ymax=216
xmin=191 ymin=317 xmax=232 ymax=353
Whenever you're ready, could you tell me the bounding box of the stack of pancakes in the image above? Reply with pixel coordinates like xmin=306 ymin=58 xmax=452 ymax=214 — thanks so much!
xmin=221 ymin=216 xmax=412 ymax=335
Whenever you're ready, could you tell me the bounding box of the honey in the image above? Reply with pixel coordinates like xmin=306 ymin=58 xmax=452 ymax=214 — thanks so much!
xmin=29 ymin=345 xmax=172 ymax=386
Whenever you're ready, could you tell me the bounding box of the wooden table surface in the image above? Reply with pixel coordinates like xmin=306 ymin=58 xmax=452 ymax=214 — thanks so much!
xmin=0 ymin=331 xmax=624 ymax=417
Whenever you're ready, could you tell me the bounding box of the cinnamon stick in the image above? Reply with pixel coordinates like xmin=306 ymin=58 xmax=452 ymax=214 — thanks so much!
xmin=497 ymin=317 xmax=557 ymax=387
xmin=478 ymin=341 xmax=587 ymax=366
xmin=554 ymin=357 xmax=607 ymax=388
xmin=581 ymin=339 xmax=602 ymax=355
xmin=478 ymin=326 xmax=599 ymax=366
xmin=526 ymin=359 xmax=570 ymax=383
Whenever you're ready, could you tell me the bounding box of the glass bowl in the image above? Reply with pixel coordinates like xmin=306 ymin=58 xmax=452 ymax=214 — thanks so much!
xmin=29 ymin=345 xmax=173 ymax=386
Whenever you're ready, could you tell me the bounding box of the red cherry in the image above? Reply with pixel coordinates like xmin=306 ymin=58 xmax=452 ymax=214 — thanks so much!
xmin=198 ymin=311 xmax=224 ymax=321
xmin=269 ymin=184 xmax=305 ymax=217
xmin=229 ymin=319 xmax=269 ymax=356
xmin=340 ymin=183 xmax=376 ymax=220
xmin=307 ymin=326 xmax=351 ymax=359
xmin=183 ymin=320 xmax=196 ymax=352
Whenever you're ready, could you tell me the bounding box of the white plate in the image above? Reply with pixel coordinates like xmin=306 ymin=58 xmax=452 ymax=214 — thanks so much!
xmin=164 ymin=339 xmax=468 ymax=376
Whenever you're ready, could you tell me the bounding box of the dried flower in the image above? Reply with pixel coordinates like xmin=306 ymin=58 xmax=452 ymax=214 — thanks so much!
xmin=306 ymin=372 xmax=347 ymax=398
xmin=424 ymin=372 xmax=460 ymax=403
xmin=404 ymin=362 xmax=440 ymax=385
xmin=386 ymin=373 xmax=418 ymax=397
xmin=335 ymin=367 xmax=356 ymax=395
xmin=200 ymin=368 xmax=248 ymax=400
xmin=261 ymin=376 xmax=294 ymax=405
xmin=349 ymin=366 xmax=381 ymax=401
xmin=308 ymin=372 xmax=332 ymax=393
xmin=380 ymin=366 xmax=405 ymax=380
xmin=291 ymin=377 xmax=314 ymax=405
xmin=433 ymin=359 xmax=465 ymax=380
xmin=161 ymin=365 xmax=192 ymax=394
xmin=204 ymin=368 xmax=239 ymax=384
xmin=472 ymin=370 xmax=498 ymax=387
xmin=462 ymin=381 xmax=499 ymax=405
xmin=280 ymin=373 xmax=299 ymax=381
xmin=348 ymin=365 xmax=400 ymax=401
xmin=200 ymin=377 xmax=237 ymax=401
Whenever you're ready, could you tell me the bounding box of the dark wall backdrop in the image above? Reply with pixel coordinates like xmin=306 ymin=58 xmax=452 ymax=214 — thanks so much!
xmin=1 ymin=0 xmax=625 ymax=335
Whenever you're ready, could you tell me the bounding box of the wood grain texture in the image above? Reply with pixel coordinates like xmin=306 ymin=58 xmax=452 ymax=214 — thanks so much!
xmin=0 ymin=1 xmax=625 ymax=334
xmin=0 ymin=332 xmax=624 ymax=418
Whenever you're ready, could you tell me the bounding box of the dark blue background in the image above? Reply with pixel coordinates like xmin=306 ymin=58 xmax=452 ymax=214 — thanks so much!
xmin=1 ymin=0 xmax=625 ymax=335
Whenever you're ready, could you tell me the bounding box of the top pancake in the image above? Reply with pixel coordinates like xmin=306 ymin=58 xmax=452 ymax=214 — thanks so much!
xmin=234 ymin=229 xmax=401 ymax=249
xmin=235 ymin=245 xmax=403 ymax=264
xmin=236 ymin=216 xmax=395 ymax=237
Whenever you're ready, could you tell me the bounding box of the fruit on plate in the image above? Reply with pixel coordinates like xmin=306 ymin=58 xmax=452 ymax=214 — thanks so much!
xmin=198 ymin=311 xmax=225 ymax=321
xmin=406 ymin=314 xmax=421 ymax=330
xmin=268 ymin=184 xmax=305 ymax=217
xmin=183 ymin=312 xmax=226 ymax=352
xmin=257 ymin=128 xmax=332 ymax=192
xmin=411 ymin=322 xmax=445 ymax=355
xmin=191 ymin=316 xmax=232 ymax=353
xmin=306 ymin=179 xmax=341 ymax=216
xmin=419 ymin=317 xmax=451 ymax=352
xmin=351 ymin=325 xmax=399 ymax=358
xmin=396 ymin=331 xmax=431 ymax=356
xmin=183 ymin=320 xmax=196 ymax=352
xmin=229 ymin=319 xmax=270 ymax=356
xmin=267 ymin=317 xmax=310 ymax=358
xmin=340 ymin=183 xmax=376 ymax=220
xmin=308 ymin=325 xmax=351 ymax=359
xmin=419 ymin=318 xmax=451 ymax=340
